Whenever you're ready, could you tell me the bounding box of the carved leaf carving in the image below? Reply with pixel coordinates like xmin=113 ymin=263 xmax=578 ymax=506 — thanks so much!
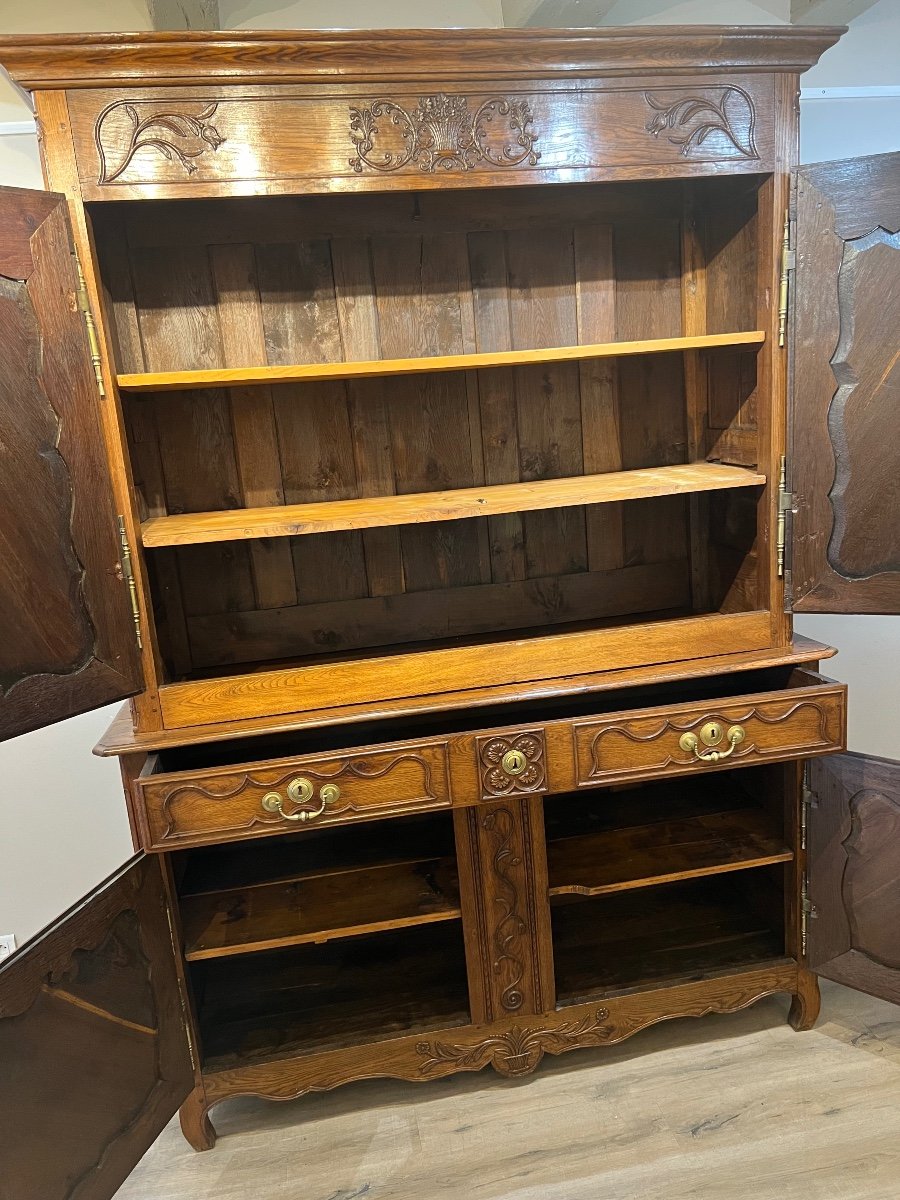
xmin=95 ymin=100 xmax=226 ymax=184
xmin=481 ymin=807 xmax=528 ymax=1013
xmin=417 ymin=1009 xmax=611 ymax=1078
xmin=349 ymin=93 xmax=540 ymax=174
xmin=644 ymin=86 xmax=758 ymax=160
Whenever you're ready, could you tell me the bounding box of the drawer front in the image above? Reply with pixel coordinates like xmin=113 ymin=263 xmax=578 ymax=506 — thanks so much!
xmin=138 ymin=741 xmax=452 ymax=849
xmin=572 ymin=679 xmax=847 ymax=789
xmin=67 ymin=75 xmax=776 ymax=200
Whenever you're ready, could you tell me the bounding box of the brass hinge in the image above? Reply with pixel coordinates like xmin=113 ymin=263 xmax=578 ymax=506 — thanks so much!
xmin=117 ymin=515 xmax=143 ymax=651
xmin=74 ymin=251 xmax=106 ymax=398
xmin=800 ymin=762 xmax=818 ymax=851
xmin=778 ymin=210 xmax=796 ymax=349
xmin=776 ymin=455 xmax=795 ymax=579
xmin=164 ymin=903 xmax=199 ymax=1074
xmin=800 ymin=874 xmax=818 ymax=957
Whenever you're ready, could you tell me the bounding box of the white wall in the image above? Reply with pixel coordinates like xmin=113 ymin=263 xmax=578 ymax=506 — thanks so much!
xmin=0 ymin=0 xmax=898 ymax=947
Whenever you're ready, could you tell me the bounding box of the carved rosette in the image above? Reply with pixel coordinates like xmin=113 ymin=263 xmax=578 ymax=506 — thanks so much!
xmin=644 ymin=86 xmax=759 ymax=160
xmin=417 ymin=1008 xmax=611 ymax=1078
xmin=348 ymin=93 xmax=540 ymax=174
xmin=95 ymin=100 xmax=226 ymax=184
xmin=477 ymin=730 xmax=546 ymax=799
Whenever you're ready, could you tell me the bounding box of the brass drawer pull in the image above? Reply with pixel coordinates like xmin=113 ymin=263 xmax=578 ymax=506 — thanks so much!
xmin=679 ymin=721 xmax=746 ymax=763
xmin=261 ymin=777 xmax=341 ymax=822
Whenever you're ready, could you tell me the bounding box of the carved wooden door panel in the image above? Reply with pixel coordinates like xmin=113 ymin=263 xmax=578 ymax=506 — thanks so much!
xmin=807 ymin=753 xmax=900 ymax=1004
xmin=789 ymin=152 xmax=900 ymax=613
xmin=0 ymin=185 xmax=142 ymax=741
xmin=0 ymin=855 xmax=193 ymax=1200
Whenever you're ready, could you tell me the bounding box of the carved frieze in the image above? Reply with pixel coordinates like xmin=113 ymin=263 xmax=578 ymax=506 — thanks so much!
xmin=348 ymin=93 xmax=540 ymax=174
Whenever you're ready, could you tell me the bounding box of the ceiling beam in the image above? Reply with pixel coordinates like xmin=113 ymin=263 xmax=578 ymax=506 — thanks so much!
xmin=146 ymin=0 xmax=221 ymax=29
xmin=792 ymin=0 xmax=880 ymax=21
xmin=502 ymin=0 xmax=617 ymax=26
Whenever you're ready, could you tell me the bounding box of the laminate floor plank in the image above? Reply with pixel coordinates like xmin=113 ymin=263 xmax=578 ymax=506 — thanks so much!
xmin=117 ymin=981 xmax=900 ymax=1200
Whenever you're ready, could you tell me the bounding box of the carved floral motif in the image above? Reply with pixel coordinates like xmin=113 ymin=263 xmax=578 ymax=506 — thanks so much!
xmin=348 ymin=93 xmax=540 ymax=174
xmin=644 ymin=86 xmax=758 ymax=160
xmin=477 ymin=731 xmax=546 ymax=798
xmin=95 ymin=101 xmax=225 ymax=184
xmin=417 ymin=1009 xmax=611 ymax=1078
xmin=482 ymin=807 xmax=528 ymax=1012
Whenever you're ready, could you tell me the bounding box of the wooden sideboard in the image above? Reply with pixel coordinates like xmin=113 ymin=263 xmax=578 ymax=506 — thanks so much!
xmin=1 ymin=27 xmax=900 ymax=1200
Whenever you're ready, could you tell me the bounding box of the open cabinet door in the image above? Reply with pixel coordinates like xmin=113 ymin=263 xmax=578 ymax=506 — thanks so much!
xmin=789 ymin=151 xmax=900 ymax=613
xmin=0 ymin=855 xmax=193 ymax=1200
xmin=807 ymin=753 xmax=900 ymax=1004
xmin=0 ymin=185 xmax=142 ymax=741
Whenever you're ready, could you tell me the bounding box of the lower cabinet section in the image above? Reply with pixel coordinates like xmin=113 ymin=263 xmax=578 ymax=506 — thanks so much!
xmin=170 ymin=760 xmax=814 ymax=1149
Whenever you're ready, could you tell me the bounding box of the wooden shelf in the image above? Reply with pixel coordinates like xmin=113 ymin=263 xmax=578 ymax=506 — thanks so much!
xmin=141 ymin=462 xmax=766 ymax=548
xmin=182 ymin=854 xmax=460 ymax=961
xmin=117 ymin=330 xmax=766 ymax=393
xmin=548 ymin=806 xmax=792 ymax=899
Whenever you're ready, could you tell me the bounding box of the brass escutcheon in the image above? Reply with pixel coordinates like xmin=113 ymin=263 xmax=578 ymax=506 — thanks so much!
xmin=287 ymin=777 xmax=314 ymax=804
xmin=679 ymin=723 xmax=746 ymax=764
xmin=502 ymin=748 xmax=528 ymax=776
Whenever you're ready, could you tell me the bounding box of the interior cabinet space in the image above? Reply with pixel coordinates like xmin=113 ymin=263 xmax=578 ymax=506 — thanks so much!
xmin=192 ymin=922 xmax=471 ymax=1070
xmin=552 ymin=869 xmax=788 ymax=1005
xmin=547 ymin=767 xmax=793 ymax=1004
xmin=544 ymin=771 xmax=793 ymax=897
xmin=90 ymin=174 xmax=767 ymax=696
xmin=177 ymin=812 xmax=460 ymax=960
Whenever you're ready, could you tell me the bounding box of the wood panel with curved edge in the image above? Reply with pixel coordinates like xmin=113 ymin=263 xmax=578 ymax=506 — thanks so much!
xmin=0 ymin=185 xmax=142 ymax=740
xmin=137 ymin=740 xmax=452 ymax=849
xmin=0 ymin=856 xmax=193 ymax=1200
xmin=807 ymin=752 xmax=900 ymax=1005
xmin=573 ymin=670 xmax=846 ymax=788
xmin=790 ymin=151 xmax=900 ymax=613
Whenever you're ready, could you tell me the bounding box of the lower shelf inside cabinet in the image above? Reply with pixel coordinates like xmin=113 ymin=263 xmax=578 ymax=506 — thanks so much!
xmin=552 ymin=870 xmax=787 ymax=1007
xmin=192 ymin=921 xmax=471 ymax=1070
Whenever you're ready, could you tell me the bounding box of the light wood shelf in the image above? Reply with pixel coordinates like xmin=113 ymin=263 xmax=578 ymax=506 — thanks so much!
xmin=117 ymin=330 xmax=766 ymax=393
xmin=182 ymin=854 xmax=460 ymax=961
xmin=548 ymin=807 xmax=792 ymax=899
xmin=141 ymin=462 xmax=766 ymax=548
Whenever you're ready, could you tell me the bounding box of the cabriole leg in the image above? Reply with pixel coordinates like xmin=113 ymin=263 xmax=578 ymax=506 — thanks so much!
xmin=179 ymin=1084 xmax=216 ymax=1152
xmin=789 ymin=968 xmax=821 ymax=1032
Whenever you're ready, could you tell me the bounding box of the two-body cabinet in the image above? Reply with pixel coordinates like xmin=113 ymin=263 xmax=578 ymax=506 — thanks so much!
xmin=1 ymin=26 xmax=899 ymax=1200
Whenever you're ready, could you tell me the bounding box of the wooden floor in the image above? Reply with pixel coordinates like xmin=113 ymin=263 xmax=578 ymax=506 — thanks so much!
xmin=118 ymin=981 xmax=900 ymax=1200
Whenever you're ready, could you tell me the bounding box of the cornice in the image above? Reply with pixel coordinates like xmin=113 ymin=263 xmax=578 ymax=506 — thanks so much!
xmin=0 ymin=27 xmax=845 ymax=91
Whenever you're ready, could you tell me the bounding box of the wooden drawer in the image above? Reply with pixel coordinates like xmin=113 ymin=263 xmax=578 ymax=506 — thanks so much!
xmin=570 ymin=669 xmax=846 ymax=790
xmin=136 ymin=740 xmax=452 ymax=850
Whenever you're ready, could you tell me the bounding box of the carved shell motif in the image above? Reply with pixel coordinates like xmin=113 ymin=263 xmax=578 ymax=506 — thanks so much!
xmin=348 ymin=93 xmax=540 ymax=174
xmin=95 ymin=100 xmax=226 ymax=184
xmin=644 ymin=86 xmax=759 ymax=160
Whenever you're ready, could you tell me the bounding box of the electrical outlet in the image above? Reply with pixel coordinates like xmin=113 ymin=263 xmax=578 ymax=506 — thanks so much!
xmin=0 ymin=934 xmax=16 ymax=961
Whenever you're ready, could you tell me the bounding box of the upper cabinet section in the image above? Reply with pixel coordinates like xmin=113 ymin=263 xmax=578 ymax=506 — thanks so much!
xmin=790 ymin=151 xmax=900 ymax=614
xmin=0 ymin=28 xmax=843 ymax=201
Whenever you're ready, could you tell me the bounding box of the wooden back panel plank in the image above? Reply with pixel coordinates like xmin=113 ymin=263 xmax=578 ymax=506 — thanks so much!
xmin=209 ymin=243 xmax=297 ymax=611
xmin=332 ymin=236 xmax=405 ymax=597
xmin=506 ymin=226 xmax=588 ymax=579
